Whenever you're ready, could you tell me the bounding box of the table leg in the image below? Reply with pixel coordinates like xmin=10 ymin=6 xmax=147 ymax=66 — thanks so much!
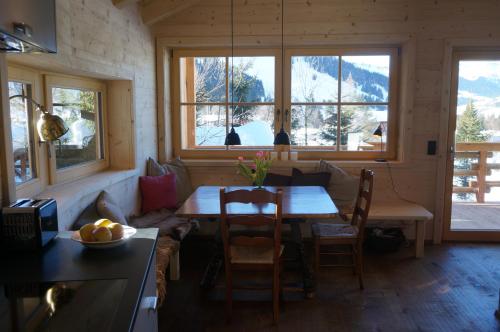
xmin=415 ymin=220 xmax=425 ymax=258
xmin=200 ymin=226 xmax=223 ymax=290
xmin=289 ymin=222 xmax=315 ymax=298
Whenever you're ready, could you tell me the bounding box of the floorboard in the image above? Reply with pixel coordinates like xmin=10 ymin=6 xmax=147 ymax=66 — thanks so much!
xmin=158 ymin=238 xmax=500 ymax=332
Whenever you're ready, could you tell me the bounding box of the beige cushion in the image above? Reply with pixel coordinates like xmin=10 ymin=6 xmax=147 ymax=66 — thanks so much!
xmin=147 ymin=157 xmax=193 ymax=205
xmin=96 ymin=191 xmax=128 ymax=225
xmin=230 ymin=245 xmax=284 ymax=264
xmin=311 ymin=223 xmax=359 ymax=239
xmin=318 ymin=160 xmax=359 ymax=209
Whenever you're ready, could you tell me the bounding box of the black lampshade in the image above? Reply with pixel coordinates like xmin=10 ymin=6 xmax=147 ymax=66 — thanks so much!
xmin=274 ymin=127 xmax=290 ymax=145
xmin=373 ymin=124 xmax=383 ymax=137
xmin=225 ymin=126 xmax=241 ymax=145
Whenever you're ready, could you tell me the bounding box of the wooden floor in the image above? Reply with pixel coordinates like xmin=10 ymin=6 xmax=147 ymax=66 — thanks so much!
xmin=158 ymin=238 xmax=500 ymax=332
xmin=452 ymin=202 xmax=500 ymax=230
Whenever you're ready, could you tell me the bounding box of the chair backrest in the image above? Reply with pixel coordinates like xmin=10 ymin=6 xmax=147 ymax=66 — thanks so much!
xmin=350 ymin=169 xmax=374 ymax=242
xmin=219 ymin=188 xmax=283 ymax=264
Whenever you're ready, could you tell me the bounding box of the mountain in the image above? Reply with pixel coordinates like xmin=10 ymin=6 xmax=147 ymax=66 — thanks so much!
xmin=301 ymin=56 xmax=388 ymax=103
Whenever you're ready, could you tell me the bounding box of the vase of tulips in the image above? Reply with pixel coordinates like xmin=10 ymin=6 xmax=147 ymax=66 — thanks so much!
xmin=236 ymin=151 xmax=272 ymax=189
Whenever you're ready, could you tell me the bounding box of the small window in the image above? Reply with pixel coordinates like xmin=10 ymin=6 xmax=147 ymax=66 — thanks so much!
xmin=8 ymin=81 xmax=37 ymax=185
xmin=45 ymin=75 xmax=108 ymax=184
xmin=51 ymin=87 xmax=104 ymax=169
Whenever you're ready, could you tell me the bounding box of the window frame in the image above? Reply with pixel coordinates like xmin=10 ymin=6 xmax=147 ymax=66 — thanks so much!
xmin=7 ymin=65 xmax=45 ymax=197
xmin=171 ymin=46 xmax=400 ymax=160
xmin=172 ymin=48 xmax=282 ymax=158
xmin=284 ymin=47 xmax=399 ymax=160
xmin=44 ymin=74 xmax=109 ymax=184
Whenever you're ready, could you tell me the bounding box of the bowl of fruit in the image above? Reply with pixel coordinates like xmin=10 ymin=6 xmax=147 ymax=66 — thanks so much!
xmin=72 ymin=219 xmax=137 ymax=249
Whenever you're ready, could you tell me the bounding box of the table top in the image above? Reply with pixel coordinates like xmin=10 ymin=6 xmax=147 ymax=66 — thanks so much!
xmin=175 ymin=186 xmax=338 ymax=219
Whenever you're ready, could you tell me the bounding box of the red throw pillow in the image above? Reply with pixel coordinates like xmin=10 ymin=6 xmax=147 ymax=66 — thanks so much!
xmin=139 ymin=173 xmax=177 ymax=214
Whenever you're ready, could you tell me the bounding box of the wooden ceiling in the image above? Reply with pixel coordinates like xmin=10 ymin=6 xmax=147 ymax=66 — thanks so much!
xmin=112 ymin=0 xmax=201 ymax=25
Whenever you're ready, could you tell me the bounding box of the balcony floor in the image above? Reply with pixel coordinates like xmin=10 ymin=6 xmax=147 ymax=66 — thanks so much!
xmin=451 ymin=202 xmax=500 ymax=230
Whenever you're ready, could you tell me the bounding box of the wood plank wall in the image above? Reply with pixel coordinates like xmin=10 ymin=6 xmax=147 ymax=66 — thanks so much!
xmin=0 ymin=0 xmax=156 ymax=228
xmin=152 ymin=0 xmax=500 ymax=241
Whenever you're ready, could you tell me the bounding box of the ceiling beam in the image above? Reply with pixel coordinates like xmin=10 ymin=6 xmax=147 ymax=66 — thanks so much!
xmin=141 ymin=0 xmax=202 ymax=25
xmin=112 ymin=0 xmax=137 ymax=9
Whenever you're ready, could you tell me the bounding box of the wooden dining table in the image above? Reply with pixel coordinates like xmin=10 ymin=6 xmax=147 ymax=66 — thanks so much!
xmin=175 ymin=185 xmax=339 ymax=297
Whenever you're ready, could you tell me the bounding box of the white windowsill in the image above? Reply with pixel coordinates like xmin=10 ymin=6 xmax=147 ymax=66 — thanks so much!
xmin=182 ymin=159 xmax=411 ymax=169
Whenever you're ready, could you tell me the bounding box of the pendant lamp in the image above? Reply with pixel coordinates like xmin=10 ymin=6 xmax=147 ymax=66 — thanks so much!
xmin=224 ymin=0 xmax=241 ymax=146
xmin=273 ymin=0 xmax=290 ymax=145
xmin=274 ymin=109 xmax=290 ymax=145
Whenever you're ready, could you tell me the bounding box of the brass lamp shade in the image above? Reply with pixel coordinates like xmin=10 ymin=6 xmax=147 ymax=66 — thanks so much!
xmin=9 ymin=94 xmax=69 ymax=142
xmin=37 ymin=112 xmax=69 ymax=142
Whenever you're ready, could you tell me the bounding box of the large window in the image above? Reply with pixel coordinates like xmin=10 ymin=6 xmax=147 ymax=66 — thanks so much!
xmin=174 ymin=49 xmax=278 ymax=152
xmin=172 ymin=47 xmax=399 ymax=159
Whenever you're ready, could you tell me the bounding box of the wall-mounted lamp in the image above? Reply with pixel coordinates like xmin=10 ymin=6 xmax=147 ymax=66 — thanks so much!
xmin=373 ymin=122 xmax=386 ymax=162
xmin=9 ymin=94 xmax=68 ymax=142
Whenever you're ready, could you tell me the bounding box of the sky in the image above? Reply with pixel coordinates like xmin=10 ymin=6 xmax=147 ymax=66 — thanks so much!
xmin=459 ymin=60 xmax=500 ymax=80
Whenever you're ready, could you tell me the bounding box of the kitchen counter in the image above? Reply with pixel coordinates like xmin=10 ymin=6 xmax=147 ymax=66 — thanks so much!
xmin=0 ymin=228 xmax=159 ymax=332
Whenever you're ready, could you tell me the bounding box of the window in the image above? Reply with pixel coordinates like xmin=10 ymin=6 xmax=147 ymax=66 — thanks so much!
xmin=172 ymin=47 xmax=399 ymax=159
xmin=8 ymin=80 xmax=37 ymax=185
xmin=174 ymin=49 xmax=278 ymax=154
xmin=45 ymin=75 xmax=108 ymax=183
xmin=6 ymin=65 xmax=112 ymax=198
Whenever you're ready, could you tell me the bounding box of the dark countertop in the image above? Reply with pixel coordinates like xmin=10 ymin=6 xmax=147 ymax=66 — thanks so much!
xmin=0 ymin=228 xmax=159 ymax=332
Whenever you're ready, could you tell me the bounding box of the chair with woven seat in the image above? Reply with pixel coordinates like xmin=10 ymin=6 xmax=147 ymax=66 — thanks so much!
xmin=219 ymin=187 xmax=284 ymax=324
xmin=311 ymin=169 xmax=374 ymax=289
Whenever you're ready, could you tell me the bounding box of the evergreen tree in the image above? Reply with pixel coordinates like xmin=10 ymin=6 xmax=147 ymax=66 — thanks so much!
xmin=320 ymin=106 xmax=354 ymax=146
xmin=456 ymin=100 xmax=488 ymax=143
xmin=454 ymin=100 xmax=489 ymax=200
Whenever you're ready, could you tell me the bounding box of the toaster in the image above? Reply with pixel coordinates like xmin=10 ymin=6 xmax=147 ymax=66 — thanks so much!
xmin=0 ymin=198 xmax=58 ymax=252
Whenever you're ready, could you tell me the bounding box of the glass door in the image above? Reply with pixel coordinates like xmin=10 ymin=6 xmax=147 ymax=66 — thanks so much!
xmin=444 ymin=51 xmax=500 ymax=241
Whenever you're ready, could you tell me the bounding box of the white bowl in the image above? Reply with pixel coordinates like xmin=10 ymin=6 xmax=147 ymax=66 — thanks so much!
xmin=71 ymin=225 xmax=137 ymax=249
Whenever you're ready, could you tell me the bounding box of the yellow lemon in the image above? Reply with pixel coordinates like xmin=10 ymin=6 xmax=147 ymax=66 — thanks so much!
xmin=108 ymin=223 xmax=124 ymax=240
xmin=94 ymin=218 xmax=113 ymax=228
xmin=79 ymin=223 xmax=96 ymax=242
xmin=92 ymin=226 xmax=112 ymax=242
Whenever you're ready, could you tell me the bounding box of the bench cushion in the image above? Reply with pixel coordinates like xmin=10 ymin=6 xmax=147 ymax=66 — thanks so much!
xmin=129 ymin=209 xmax=192 ymax=241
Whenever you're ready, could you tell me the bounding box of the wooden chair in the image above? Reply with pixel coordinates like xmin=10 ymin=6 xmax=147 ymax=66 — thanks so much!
xmin=219 ymin=187 xmax=284 ymax=324
xmin=311 ymin=169 xmax=374 ymax=289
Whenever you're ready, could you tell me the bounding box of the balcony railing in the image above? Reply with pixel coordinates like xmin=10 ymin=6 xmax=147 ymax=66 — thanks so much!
xmin=453 ymin=142 xmax=500 ymax=203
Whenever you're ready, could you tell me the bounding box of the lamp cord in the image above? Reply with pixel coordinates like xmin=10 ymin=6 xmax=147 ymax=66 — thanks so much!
xmin=384 ymin=160 xmax=419 ymax=205
xmin=281 ymin=0 xmax=285 ymax=124
xmin=230 ymin=0 xmax=234 ymax=128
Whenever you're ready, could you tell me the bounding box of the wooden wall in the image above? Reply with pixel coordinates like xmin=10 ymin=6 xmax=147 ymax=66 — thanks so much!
xmin=1 ymin=0 xmax=156 ymax=229
xmin=152 ymin=0 xmax=500 ymax=241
